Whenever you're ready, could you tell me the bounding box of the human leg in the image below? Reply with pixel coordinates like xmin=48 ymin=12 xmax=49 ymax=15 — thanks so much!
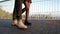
xmin=16 ymin=0 xmax=28 ymax=29
xmin=12 ymin=0 xmax=27 ymax=29
xmin=23 ymin=1 xmax=31 ymax=25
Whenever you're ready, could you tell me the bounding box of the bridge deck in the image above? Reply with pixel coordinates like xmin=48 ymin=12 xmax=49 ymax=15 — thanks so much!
xmin=0 ymin=19 xmax=60 ymax=34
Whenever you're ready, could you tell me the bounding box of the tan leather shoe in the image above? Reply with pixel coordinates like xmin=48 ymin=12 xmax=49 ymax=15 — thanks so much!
xmin=17 ymin=19 xmax=28 ymax=29
xmin=12 ymin=19 xmax=17 ymax=26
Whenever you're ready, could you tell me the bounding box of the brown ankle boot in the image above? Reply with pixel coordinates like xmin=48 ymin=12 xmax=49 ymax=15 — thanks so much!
xmin=24 ymin=20 xmax=31 ymax=26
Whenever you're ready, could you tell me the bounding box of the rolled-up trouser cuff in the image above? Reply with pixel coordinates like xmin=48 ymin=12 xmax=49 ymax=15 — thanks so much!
xmin=16 ymin=15 xmax=22 ymax=20
xmin=13 ymin=17 xmax=17 ymax=20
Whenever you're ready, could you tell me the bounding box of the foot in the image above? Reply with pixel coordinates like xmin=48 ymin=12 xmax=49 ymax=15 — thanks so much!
xmin=12 ymin=19 xmax=17 ymax=26
xmin=17 ymin=24 xmax=28 ymax=30
xmin=24 ymin=21 xmax=31 ymax=26
xmin=17 ymin=20 xmax=28 ymax=29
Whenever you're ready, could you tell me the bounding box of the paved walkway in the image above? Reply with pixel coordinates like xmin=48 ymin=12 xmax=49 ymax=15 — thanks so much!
xmin=0 ymin=19 xmax=60 ymax=34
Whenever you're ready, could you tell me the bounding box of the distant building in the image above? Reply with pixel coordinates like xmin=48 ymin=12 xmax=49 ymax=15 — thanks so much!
xmin=28 ymin=14 xmax=60 ymax=20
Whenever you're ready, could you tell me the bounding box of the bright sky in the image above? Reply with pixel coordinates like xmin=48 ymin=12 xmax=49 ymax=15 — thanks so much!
xmin=0 ymin=0 xmax=4 ymax=1
xmin=0 ymin=0 xmax=60 ymax=16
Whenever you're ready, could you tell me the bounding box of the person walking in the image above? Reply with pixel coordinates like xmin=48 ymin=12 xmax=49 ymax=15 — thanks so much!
xmin=12 ymin=0 xmax=27 ymax=29
xmin=22 ymin=0 xmax=32 ymax=26
xmin=12 ymin=0 xmax=32 ymax=29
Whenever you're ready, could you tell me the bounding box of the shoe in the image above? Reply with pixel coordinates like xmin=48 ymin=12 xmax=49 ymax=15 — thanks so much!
xmin=17 ymin=19 xmax=28 ymax=29
xmin=24 ymin=21 xmax=31 ymax=26
xmin=12 ymin=19 xmax=17 ymax=26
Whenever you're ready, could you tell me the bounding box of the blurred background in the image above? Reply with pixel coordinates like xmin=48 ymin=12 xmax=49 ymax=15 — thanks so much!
xmin=0 ymin=0 xmax=60 ymax=20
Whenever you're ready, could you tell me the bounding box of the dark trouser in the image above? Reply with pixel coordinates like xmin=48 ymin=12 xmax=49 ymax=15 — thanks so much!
xmin=13 ymin=0 xmax=31 ymax=21
xmin=13 ymin=0 xmax=23 ymax=20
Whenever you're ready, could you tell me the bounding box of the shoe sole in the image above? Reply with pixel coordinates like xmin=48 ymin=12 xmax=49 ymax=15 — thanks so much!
xmin=17 ymin=26 xmax=28 ymax=30
xmin=25 ymin=24 xmax=32 ymax=26
xmin=11 ymin=24 xmax=28 ymax=30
